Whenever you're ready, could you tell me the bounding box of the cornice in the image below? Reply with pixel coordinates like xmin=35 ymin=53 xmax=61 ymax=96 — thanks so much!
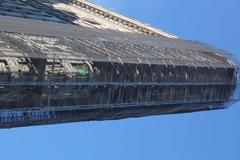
xmin=69 ymin=0 xmax=178 ymax=39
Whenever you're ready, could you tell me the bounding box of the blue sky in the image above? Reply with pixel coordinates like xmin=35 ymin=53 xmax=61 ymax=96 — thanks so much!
xmin=1 ymin=0 xmax=240 ymax=160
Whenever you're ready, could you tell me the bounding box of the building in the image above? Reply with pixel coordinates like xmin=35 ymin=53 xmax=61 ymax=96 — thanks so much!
xmin=0 ymin=0 xmax=239 ymax=128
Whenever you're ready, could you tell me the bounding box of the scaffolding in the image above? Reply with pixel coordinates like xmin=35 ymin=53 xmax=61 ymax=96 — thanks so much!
xmin=0 ymin=31 xmax=239 ymax=128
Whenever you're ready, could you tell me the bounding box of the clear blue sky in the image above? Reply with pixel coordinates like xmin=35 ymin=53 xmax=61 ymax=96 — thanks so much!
xmin=1 ymin=1 xmax=240 ymax=160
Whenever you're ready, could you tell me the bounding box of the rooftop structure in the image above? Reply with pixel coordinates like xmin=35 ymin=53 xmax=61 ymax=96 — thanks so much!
xmin=0 ymin=0 xmax=239 ymax=128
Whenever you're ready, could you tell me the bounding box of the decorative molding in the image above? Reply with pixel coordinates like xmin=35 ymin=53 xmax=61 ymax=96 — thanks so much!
xmin=69 ymin=0 xmax=178 ymax=39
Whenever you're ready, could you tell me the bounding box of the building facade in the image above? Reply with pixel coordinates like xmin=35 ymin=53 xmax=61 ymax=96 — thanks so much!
xmin=0 ymin=0 xmax=239 ymax=128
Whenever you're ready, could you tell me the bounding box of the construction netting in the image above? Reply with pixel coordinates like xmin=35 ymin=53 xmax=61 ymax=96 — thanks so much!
xmin=0 ymin=31 xmax=239 ymax=127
